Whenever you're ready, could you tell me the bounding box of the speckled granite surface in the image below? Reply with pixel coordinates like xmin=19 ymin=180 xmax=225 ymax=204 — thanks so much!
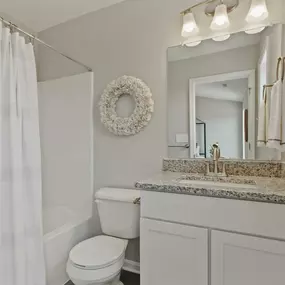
xmin=163 ymin=158 xmax=285 ymax=178
xmin=135 ymin=172 xmax=285 ymax=204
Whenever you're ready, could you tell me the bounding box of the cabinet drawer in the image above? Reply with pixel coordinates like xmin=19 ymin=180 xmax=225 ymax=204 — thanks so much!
xmin=141 ymin=190 xmax=285 ymax=240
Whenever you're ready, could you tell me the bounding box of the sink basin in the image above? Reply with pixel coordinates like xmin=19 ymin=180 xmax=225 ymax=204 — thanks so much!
xmin=178 ymin=175 xmax=258 ymax=190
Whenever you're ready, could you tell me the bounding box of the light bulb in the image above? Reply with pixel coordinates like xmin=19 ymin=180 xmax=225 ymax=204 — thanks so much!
xmin=210 ymin=4 xmax=230 ymax=31
xmin=212 ymin=34 xmax=231 ymax=41
xmin=246 ymin=0 xmax=269 ymax=23
xmin=181 ymin=12 xmax=199 ymax=37
xmin=245 ymin=26 xmax=265 ymax=34
xmin=185 ymin=41 xmax=202 ymax=47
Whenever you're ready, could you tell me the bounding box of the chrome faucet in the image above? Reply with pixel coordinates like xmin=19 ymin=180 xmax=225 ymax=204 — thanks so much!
xmin=205 ymin=143 xmax=227 ymax=177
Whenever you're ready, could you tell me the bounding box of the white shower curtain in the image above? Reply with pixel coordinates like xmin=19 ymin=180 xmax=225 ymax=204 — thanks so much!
xmin=0 ymin=23 xmax=46 ymax=285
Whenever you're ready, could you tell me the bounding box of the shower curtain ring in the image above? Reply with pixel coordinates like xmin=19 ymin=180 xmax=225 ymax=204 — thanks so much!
xmin=9 ymin=22 xmax=14 ymax=33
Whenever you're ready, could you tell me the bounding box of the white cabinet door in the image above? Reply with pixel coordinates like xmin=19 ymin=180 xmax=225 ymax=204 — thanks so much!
xmin=211 ymin=230 xmax=285 ymax=285
xmin=140 ymin=218 xmax=208 ymax=285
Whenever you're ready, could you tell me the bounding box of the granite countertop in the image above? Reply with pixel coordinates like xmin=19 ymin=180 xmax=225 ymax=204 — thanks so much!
xmin=135 ymin=171 xmax=285 ymax=204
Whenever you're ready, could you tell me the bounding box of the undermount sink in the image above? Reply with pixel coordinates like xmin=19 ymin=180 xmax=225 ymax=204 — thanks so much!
xmin=178 ymin=175 xmax=258 ymax=190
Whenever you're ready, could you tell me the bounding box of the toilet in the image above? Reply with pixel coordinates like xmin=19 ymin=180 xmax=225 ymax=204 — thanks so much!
xmin=66 ymin=188 xmax=140 ymax=285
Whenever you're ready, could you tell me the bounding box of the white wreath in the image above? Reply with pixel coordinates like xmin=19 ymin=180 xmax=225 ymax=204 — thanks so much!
xmin=99 ymin=76 xmax=154 ymax=136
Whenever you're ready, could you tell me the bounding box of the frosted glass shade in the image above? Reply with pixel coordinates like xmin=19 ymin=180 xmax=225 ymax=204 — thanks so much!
xmin=212 ymin=34 xmax=231 ymax=41
xmin=245 ymin=26 xmax=266 ymax=34
xmin=181 ymin=12 xmax=199 ymax=37
xmin=185 ymin=41 xmax=202 ymax=47
xmin=210 ymin=4 xmax=230 ymax=31
xmin=246 ymin=0 xmax=269 ymax=23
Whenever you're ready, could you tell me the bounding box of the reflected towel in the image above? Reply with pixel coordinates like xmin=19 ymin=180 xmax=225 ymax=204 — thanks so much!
xmin=281 ymin=80 xmax=285 ymax=150
xmin=257 ymin=88 xmax=269 ymax=147
xmin=267 ymin=80 xmax=282 ymax=149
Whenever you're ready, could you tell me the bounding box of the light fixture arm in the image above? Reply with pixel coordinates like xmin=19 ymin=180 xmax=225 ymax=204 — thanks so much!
xmin=181 ymin=0 xmax=216 ymax=15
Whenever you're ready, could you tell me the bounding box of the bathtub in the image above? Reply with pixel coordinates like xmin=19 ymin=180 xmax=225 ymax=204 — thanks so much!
xmin=43 ymin=206 xmax=94 ymax=285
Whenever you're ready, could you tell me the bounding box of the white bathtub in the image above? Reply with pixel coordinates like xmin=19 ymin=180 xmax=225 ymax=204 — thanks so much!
xmin=43 ymin=206 xmax=94 ymax=285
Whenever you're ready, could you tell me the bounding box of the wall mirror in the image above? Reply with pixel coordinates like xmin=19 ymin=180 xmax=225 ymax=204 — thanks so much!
xmin=167 ymin=24 xmax=285 ymax=161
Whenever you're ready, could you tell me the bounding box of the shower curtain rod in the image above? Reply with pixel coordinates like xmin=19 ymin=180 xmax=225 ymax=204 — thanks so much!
xmin=0 ymin=16 xmax=92 ymax=72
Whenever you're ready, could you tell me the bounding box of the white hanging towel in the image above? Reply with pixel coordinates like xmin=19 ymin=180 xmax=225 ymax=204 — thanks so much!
xmin=267 ymin=80 xmax=282 ymax=149
xmin=257 ymin=87 xmax=270 ymax=147
xmin=281 ymin=79 xmax=285 ymax=150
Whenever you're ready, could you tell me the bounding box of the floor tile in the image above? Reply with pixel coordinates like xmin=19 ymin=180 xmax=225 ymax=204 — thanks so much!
xmin=65 ymin=270 xmax=140 ymax=285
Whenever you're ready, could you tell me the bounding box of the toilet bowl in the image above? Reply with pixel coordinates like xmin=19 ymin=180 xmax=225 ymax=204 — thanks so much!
xmin=66 ymin=188 xmax=140 ymax=285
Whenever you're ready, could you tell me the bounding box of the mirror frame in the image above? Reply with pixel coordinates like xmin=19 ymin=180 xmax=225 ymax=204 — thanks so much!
xmin=189 ymin=70 xmax=256 ymax=159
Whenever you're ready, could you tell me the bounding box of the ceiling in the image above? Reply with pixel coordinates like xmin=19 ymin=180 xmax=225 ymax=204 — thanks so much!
xmin=196 ymin=78 xmax=248 ymax=102
xmin=0 ymin=0 xmax=127 ymax=32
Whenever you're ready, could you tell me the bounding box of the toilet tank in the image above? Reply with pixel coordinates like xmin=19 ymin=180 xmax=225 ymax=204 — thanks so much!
xmin=95 ymin=188 xmax=140 ymax=239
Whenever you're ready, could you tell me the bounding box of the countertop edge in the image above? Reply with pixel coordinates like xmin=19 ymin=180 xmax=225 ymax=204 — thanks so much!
xmin=135 ymin=182 xmax=285 ymax=205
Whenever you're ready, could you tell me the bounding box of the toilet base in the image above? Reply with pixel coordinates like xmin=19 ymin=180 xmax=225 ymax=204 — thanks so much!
xmin=70 ymin=272 xmax=123 ymax=285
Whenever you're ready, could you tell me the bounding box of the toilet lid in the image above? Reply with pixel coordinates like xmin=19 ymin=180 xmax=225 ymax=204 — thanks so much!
xmin=69 ymin=235 xmax=126 ymax=270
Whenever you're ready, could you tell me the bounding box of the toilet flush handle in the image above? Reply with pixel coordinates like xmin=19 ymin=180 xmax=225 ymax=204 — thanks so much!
xmin=133 ymin=197 xmax=141 ymax=205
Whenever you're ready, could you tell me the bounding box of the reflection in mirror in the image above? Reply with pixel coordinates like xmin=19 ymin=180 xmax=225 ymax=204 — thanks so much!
xmin=167 ymin=24 xmax=284 ymax=161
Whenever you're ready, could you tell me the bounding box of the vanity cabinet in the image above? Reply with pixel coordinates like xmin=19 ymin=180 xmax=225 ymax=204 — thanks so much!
xmin=140 ymin=218 xmax=208 ymax=285
xmin=140 ymin=191 xmax=285 ymax=285
xmin=211 ymin=230 xmax=285 ymax=285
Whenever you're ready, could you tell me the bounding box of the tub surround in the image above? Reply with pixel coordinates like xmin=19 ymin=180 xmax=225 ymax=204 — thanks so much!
xmin=135 ymin=158 xmax=285 ymax=204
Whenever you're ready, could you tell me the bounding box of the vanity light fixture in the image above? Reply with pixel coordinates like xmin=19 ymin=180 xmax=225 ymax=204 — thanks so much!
xmin=246 ymin=0 xmax=269 ymax=23
xmin=181 ymin=12 xmax=199 ymax=37
xmin=181 ymin=0 xmax=270 ymax=47
xmin=210 ymin=3 xmax=230 ymax=31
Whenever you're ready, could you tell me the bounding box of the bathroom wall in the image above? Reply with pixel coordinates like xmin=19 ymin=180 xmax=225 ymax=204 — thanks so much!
xmin=196 ymin=97 xmax=243 ymax=159
xmin=168 ymin=44 xmax=260 ymax=157
xmin=36 ymin=0 xmax=285 ymax=263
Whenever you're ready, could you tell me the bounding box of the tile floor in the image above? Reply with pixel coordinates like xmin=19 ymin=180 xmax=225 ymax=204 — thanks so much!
xmin=121 ymin=270 xmax=140 ymax=285
xmin=66 ymin=270 xmax=140 ymax=285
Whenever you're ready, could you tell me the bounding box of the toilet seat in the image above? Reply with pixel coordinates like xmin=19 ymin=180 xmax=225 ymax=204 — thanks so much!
xmin=69 ymin=235 xmax=126 ymax=270
xmin=67 ymin=235 xmax=127 ymax=284
xmin=67 ymin=257 xmax=124 ymax=284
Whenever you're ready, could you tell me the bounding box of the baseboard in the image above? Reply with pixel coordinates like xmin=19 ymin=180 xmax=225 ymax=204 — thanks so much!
xmin=122 ymin=259 xmax=140 ymax=274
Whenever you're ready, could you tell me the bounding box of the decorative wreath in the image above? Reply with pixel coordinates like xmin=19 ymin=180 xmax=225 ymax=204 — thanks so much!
xmin=99 ymin=76 xmax=154 ymax=136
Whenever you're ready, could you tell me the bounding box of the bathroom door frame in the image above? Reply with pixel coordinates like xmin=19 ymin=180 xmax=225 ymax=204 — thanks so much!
xmin=189 ymin=69 xmax=256 ymax=159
